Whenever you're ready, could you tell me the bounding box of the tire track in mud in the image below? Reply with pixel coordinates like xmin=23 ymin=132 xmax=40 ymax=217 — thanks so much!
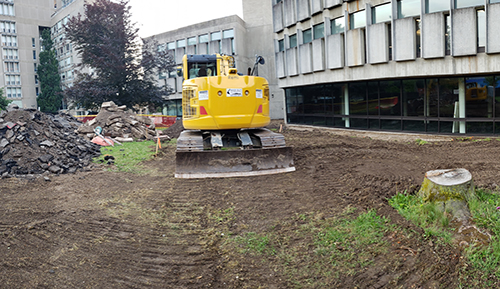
xmin=0 ymin=177 xmax=217 ymax=288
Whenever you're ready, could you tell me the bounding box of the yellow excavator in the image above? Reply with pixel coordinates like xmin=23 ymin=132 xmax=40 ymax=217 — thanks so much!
xmin=175 ymin=54 xmax=295 ymax=178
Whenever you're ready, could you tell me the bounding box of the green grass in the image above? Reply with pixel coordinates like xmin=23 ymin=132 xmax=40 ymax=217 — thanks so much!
xmin=234 ymin=232 xmax=275 ymax=255
xmin=415 ymin=138 xmax=429 ymax=145
xmin=389 ymin=191 xmax=452 ymax=242
xmin=216 ymin=207 xmax=393 ymax=287
xmin=390 ymin=189 xmax=500 ymax=287
xmin=460 ymin=189 xmax=500 ymax=286
xmin=94 ymin=140 xmax=157 ymax=173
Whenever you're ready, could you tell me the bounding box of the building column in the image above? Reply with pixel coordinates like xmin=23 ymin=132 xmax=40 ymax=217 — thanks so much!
xmin=344 ymin=85 xmax=350 ymax=128
xmin=458 ymin=78 xmax=466 ymax=133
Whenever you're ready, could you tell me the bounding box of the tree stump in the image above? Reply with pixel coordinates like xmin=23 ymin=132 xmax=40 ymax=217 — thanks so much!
xmin=418 ymin=168 xmax=475 ymax=221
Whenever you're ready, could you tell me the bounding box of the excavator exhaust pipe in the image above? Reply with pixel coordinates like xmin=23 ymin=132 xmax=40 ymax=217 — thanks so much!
xmin=175 ymin=147 xmax=295 ymax=179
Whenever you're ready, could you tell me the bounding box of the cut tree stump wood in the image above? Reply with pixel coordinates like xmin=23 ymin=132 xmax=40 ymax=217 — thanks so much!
xmin=418 ymin=168 xmax=475 ymax=221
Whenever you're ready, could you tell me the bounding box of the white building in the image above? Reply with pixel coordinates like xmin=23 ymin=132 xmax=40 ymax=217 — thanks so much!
xmin=273 ymin=0 xmax=500 ymax=135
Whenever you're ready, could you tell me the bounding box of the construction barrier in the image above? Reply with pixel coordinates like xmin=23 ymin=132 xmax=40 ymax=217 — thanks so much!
xmin=74 ymin=114 xmax=177 ymax=128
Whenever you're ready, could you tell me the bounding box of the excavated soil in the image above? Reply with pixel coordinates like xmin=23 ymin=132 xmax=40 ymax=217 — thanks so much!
xmin=2 ymin=124 xmax=500 ymax=288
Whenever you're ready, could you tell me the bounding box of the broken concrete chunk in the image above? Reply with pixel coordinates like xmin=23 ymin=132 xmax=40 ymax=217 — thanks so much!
xmin=6 ymin=130 xmax=14 ymax=139
xmin=5 ymin=121 xmax=16 ymax=129
xmin=0 ymin=138 xmax=9 ymax=148
xmin=48 ymin=165 xmax=61 ymax=174
xmin=38 ymin=154 xmax=54 ymax=163
xmin=6 ymin=103 xmax=19 ymax=111
xmin=40 ymin=140 xmax=54 ymax=147
xmin=101 ymin=101 xmax=115 ymax=108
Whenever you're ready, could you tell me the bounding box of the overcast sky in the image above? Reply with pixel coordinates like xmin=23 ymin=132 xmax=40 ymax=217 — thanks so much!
xmin=127 ymin=0 xmax=243 ymax=38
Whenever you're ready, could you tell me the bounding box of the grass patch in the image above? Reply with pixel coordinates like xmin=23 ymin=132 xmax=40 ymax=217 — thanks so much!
xmin=389 ymin=192 xmax=452 ymax=242
xmin=460 ymin=189 xmax=500 ymax=286
xmin=415 ymin=138 xmax=429 ymax=145
xmin=94 ymin=140 xmax=156 ymax=173
xmin=216 ymin=207 xmax=393 ymax=287
xmin=390 ymin=189 xmax=500 ymax=287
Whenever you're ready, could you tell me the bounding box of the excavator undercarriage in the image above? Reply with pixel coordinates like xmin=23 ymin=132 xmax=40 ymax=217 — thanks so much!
xmin=175 ymin=128 xmax=295 ymax=178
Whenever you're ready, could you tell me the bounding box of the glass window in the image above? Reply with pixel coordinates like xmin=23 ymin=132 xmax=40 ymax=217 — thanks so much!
xmin=33 ymin=50 xmax=36 ymax=60
xmin=176 ymin=39 xmax=186 ymax=48
xmin=402 ymin=79 xmax=425 ymax=117
xmin=187 ymin=37 xmax=196 ymax=46
xmin=211 ymin=31 xmax=221 ymax=41
xmin=425 ymin=0 xmax=450 ymax=13
xmin=477 ymin=9 xmax=486 ymax=52
xmin=331 ymin=17 xmax=344 ymax=34
xmin=166 ymin=42 xmax=175 ymax=50
xmin=492 ymin=0 xmax=500 ymax=3
xmin=438 ymin=78 xmax=459 ymax=118
xmin=445 ymin=15 xmax=451 ymax=55
xmin=32 ymin=38 xmax=35 ymax=47
xmin=350 ymin=10 xmax=366 ymax=29
xmin=349 ymin=82 xmax=367 ymax=115
xmin=397 ymin=0 xmax=420 ymax=19
xmin=278 ymin=39 xmax=284 ymax=52
xmin=367 ymin=82 xmax=379 ymax=115
xmin=223 ymin=29 xmax=234 ymax=39
xmin=465 ymin=76 xmax=494 ymax=118
xmin=416 ymin=18 xmax=421 ymax=57
xmin=426 ymin=78 xmax=439 ymax=117
xmin=313 ymin=23 xmax=324 ymax=39
xmin=199 ymin=34 xmax=209 ymax=43
xmin=455 ymin=0 xmax=484 ymax=9
xmin=303 ymin=29 xmax=312 ymax=44
xmin=289 ymin=34 xmax=297 ymax=48
xmin=379 ymin=80 xmax=401 ymax=116
xmin=373 ymin=3 xmax=392 ymax=24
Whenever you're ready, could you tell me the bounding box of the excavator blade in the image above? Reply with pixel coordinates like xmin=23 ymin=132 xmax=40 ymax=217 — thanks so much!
xmin=175 ymin=147 xmax=295 ymax=178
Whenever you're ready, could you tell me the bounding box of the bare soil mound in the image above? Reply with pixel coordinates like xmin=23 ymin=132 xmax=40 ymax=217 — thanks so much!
xmin=1 ymin=126 xmax=500 ymax=287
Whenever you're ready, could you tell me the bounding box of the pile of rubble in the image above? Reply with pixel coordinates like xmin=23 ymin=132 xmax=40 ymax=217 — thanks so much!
xmin=77 ymin=101 xmax=156 ymax=142
xmin=0 ymin=104 xmax=101 ymax=178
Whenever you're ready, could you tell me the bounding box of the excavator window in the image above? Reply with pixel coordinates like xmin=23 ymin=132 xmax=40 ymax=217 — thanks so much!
xmin=187 ymin=62 xmax=217 ymax=79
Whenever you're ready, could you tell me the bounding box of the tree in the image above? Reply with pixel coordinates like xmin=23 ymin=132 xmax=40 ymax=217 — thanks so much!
xmin=64 ymin=0 xmax=173 ymax=111
xmin=0 ymin=88 xmax=11 ymax=111
xmin=37 ymin=29 xmax=63 ymax=113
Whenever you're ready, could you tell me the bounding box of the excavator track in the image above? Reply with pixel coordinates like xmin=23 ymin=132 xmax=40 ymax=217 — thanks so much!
xmin=175 ymin=128 xmax=295 ymax=178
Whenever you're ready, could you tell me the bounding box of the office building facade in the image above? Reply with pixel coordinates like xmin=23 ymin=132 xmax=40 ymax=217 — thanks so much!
xmin=274 ymin=0 xmax=500 ymax=135
xmin=0 ymin=0 xmax=87 ymax=110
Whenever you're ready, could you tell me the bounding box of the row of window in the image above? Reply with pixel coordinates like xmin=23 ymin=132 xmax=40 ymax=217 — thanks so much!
xmin=60 ymin=70 xmax=73 ymax=82
xmin=55 ymin=43 xmax=72 ymax=57
xmin=0 ymin=3 xmax=14 ymax=16
xmin=286 ymin=75 xmax=500 ymax=134
xmin=52 ymin=16 xmax=70 ymax=35
xmin=5 ymin=74 xmax=20 ymax=85
xmin=159 ymin=29 xmax=234 ymax=51
xmin=4 ymin=61 xmax=18 ymax=72
xmin=5 ymin=87 xmax=21 ymax=98
xmin=59 ymin=56 xmax=72 ymax=69
xmin=0 ymin=21 xmax=15 ymax=34
xmin=2 ymin=48 xmax=17 ymax=59
xmin=62 ymin=0 xmax=75 ymax=8
xmin=1 ymin=35 xmax=16 ymax=47
xmin=277 ymin=2 xmax=488 ymax=56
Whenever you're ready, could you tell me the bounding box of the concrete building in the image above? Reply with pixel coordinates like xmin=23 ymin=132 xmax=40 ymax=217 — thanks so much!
xmin=273 ymin=0 xmax=500 ymax=135
xmin=0 ymin=0 xmax=88 ymax=110
xmin=145 ymin=0 xmax=285 ymax=119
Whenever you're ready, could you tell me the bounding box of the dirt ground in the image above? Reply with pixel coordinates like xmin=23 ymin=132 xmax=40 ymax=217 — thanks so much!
xmin=2 ymin=123 xmax=500 ymax=288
